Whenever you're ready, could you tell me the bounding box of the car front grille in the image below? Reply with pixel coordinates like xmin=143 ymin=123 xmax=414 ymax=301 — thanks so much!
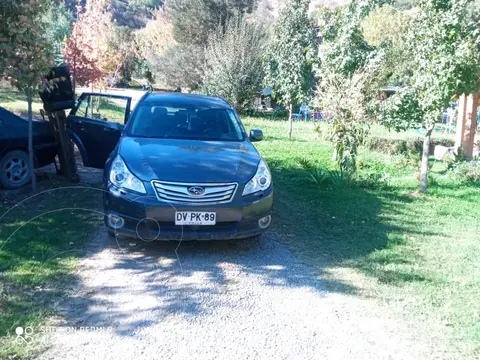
xmin=151 ymin=180 xmax=238 ymax=204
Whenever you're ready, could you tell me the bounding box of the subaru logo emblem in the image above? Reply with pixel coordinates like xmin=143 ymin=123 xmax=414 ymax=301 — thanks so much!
xmin=188 ymin=186 xmax=205 ymax=196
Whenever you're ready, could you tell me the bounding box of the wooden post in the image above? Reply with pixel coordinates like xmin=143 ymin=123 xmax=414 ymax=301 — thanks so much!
xmin=47 ymin=110 xmax=79 ymax=182
xmin=463 ymin=93 xmax=479 ymax=160
xmin=455 ymin=93 xmax=479 ymax=159
xmin=455 ymin=94 xmax=467 ymax=153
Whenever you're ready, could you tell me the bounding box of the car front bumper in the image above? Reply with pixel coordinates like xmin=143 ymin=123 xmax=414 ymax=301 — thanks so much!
xmin=103 ymin=183 xmax=273 ymax=241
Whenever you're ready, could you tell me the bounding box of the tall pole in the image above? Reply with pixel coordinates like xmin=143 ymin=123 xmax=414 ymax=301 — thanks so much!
xmin=455 ymin=93 xmax=479 ymax=159
xmin=463 ymin=93 xmax=479 ymax=159
xmin=455 ymin=94 xmax=467 ymax=153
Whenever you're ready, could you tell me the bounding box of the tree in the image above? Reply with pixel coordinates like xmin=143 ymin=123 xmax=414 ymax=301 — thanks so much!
xmin=263 ymin=0 xmax=317 ymax=139
xmin=202 ymin=15 xmax=266 ymax=110
xmin=135 ymin=8 xmax=174 ymax=59
xmin=134 ymin=8 xmax=175 ymax=84
xmin=48 ymin=1 xmax=73 ymax=64
xmin=154 ymin=43 xmax=206 ymax=89
xmin=361 ymin=4 xmax=410 ymax=47
xmin=360 ymin=4 xmax=412 ymax=86
xmin=63 ymin=26 xmax=104 ymax=89
xmin=315 ymin=1 xmax=386 ymax=175
xmin=0 ymin=0 xmax=54 ymax=191
xmin=63 ymin=0 xmax=120 ymax=89
xmin=111 ymin=26 xmax=138 ymax=82
xmin=150 ymin=0 xmax=256 ymax=89
xmin=319 ymin=1 xmax=375 ymax=78
xmin=314 ymin=56 xmax=383 ymax=181
xmin=380 ymin=0 xmax=480 ymax=192
xmin=166 ymin=0 xmax=255 ymax=45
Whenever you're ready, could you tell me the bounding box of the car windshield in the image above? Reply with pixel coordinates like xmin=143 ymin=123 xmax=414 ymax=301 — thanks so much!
xmin=128 ymin=103 xmax=244 ymax=141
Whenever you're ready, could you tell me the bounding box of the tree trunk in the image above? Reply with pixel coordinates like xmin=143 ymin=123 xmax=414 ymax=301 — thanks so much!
xmin=27 ymin=92 xmax=36 ymax=192
xmin=419 ymin=125 xmax=435 ymax=193
xmin=288 ymin=103 xmax=293 ymax=139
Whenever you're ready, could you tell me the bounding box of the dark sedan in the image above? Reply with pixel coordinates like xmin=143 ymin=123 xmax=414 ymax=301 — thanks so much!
xmin=0 ymin=107 xmax=57 ymax=188
xmin=100 ymin=92 xmax=273 ymax=241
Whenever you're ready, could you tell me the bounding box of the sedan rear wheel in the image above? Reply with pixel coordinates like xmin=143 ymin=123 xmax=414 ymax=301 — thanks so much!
xmin=0 ymin=150 xmax=31 ymax=189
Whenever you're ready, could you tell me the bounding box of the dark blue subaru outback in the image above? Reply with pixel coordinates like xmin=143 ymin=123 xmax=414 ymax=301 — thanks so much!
xmin=80 ymin=92 xmax=273 ymax=240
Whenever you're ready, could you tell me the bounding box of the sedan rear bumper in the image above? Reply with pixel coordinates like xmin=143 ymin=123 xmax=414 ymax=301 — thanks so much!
xmin=103 ymin=184 xmax=273 ymax=241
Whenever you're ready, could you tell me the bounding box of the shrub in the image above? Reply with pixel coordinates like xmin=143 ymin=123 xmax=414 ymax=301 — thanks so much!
xmin=353 ymin=170 xmax=390 ymax=189
xmin=202 ymin=15 xmax=265 ymax=111
xmin=309 ymin=168 xmax=330 ymax=185
xmin=328 ymin=169 xmax=348 ymax=188
xmin=449 ymin=161 xmax=480 ymax=182
xmin=366 ymin=137 xmax=455 ymax=156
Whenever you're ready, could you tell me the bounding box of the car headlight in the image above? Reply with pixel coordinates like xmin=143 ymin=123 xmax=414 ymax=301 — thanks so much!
xmin=242 ymin=159 xmax=271 ymax=196
xmin=109 ymin=155 xmax=146 ymax=194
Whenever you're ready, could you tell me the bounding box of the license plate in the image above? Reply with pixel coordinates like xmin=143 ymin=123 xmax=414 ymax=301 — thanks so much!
xmin=175 ymin=212 xmax=216 ymax=226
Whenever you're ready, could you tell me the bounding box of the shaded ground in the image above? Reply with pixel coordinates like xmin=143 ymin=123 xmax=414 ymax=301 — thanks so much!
xmin=38 ymin=230 xmax=434 ymax=360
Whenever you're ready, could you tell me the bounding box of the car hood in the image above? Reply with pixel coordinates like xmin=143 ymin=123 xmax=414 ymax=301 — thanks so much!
xmin=118 ymin=137 xmax=261 ymax=183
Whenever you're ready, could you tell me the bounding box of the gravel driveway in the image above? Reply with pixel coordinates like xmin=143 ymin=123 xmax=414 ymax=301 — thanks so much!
xmin=38 ymin=230 xmax=431 ymax=360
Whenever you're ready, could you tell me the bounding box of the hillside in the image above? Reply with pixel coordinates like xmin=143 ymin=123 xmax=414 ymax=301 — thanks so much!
xmin=63 ymin=0 xmax=365 ymax=30
xmin=63 ymin=0 xmax=413 ymax=30
xmin=64 ymin=0 xmax=163 ymax=28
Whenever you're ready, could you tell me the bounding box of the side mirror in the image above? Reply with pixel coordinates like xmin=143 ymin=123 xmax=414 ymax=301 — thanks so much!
xmin=249 ymin=129 xmax=264 ymax=142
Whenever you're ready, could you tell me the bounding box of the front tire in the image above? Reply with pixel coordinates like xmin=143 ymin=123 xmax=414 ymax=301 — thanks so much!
xmin=0 ymin=150 xmax=31 ymax=189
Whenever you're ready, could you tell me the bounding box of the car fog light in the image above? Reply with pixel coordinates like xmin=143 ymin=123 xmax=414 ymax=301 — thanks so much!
xmin=258 ymin=215 xmax=271 ymax=229
xmin=108 ymin=214 xmax=124 ymax=229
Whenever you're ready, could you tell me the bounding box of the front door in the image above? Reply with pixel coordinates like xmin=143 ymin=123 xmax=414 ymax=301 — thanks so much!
xmin=67 ymin=93 xmax=132 ymax=168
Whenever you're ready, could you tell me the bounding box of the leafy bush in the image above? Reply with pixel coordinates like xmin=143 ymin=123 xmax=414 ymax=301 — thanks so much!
xmin=201 ymin=15 xmax=265 ymax=111
xmin=300 ymin=158 xmax=347 ymax=187
xmin=366 ymin=137 xmax=455 ymax=156
xmin=298 ymin=157 xmax=313 ymax=170
xmin=353 ymin=170 xmax=390 ymax=189
xmin=449 ymin=161 xmax=480 ymax=182
xmin=309 ymin=168 xmax=330 ymax=185
xmin=328 ymin=169 xmax=347 ymax=188
xmin=151 ymin=43 xmax=205 ymax=89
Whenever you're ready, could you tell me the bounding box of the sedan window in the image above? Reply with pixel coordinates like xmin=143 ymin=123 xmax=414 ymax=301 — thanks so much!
xmin=129 ymin=103 xmax=244 ymax=141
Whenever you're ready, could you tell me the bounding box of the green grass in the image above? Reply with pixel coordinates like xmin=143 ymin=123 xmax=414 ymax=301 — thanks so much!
xmin=0 ymin=86 xmax=127 ymax=123
xmin=84 ymin=96 xmax=128 ymax=123
xmin=99 ymin=97 xmax=128 ymax=122
xmin=0 ymin=88 xmax=44 ymax=118
xmin=243 ymin=117 xmax=480 ymax=357
xmin=0 ymin=182 xmax=103 ymax=359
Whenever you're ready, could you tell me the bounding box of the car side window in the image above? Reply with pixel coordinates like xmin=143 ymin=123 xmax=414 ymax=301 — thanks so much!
xmin=75 ymin=95 xmax=128 ymax=124
xmin=76 ymin=96 xmax=90 ymax=118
